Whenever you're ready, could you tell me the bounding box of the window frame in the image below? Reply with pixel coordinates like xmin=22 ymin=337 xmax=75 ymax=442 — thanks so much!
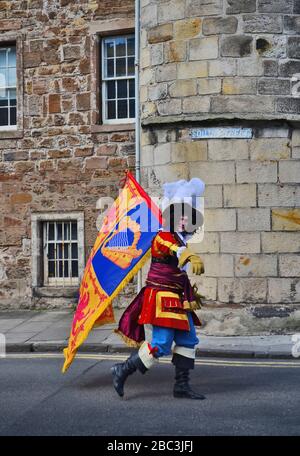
xmin=0 ymin=34 xmax=23 ymax=139
xmin=0 ymin=44 xmax=17 ymax=130
xmin=89 ymin=18 xmax=135 ymax=132
xmin=43 ymin=220 xmax=80 ymax=287
xmin=31 ymin=212 xmax=85 ymax=293
xmin=101 ymin=34 xmax=135 ymax=125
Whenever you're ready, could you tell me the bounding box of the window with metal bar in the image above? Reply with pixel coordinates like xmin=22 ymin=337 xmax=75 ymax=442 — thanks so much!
xmin=43 ymin=221 xmax=79 ymax=286
xmin=0 ymin=45 xmax=16 ymax=129
xmin=102 ymin=35 xmax=135 ymax=124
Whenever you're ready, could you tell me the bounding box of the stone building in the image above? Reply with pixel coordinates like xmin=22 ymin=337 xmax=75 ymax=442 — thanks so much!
xmin=0 ymin=0 xmax=136 ymax=309
xmin=140 ymin=0 xmax=300 ymax=334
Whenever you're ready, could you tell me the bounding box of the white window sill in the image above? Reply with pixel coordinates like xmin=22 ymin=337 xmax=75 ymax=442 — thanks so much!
xmin=0 ymin=125 xmax=17 ymax=131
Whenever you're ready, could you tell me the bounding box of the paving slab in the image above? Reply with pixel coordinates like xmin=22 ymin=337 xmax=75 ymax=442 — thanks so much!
xmin=0 ymin=319 xmax=30 ymax=332
xmin=25 ymin=312 xmax=72 ymax=322
xmin=5 ymin=332 xmax=41 ymax=343
xmin=0 ymin=310 xmax=299 ymax=359
xmin=26 ymin=330 xmax=70 ymax=342
xmin=5 ymin=322 xmax=53 ymax=334
xmin=0 ymin=311 xmax=37 ymax=320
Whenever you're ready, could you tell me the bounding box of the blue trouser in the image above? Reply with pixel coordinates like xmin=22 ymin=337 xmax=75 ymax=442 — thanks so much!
xmin=151 ymin=313 xmax=199 ymax=358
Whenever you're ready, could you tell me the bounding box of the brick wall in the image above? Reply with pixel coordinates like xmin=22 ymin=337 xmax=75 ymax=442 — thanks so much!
xmin=0 ymin=0 xmax=135 ymax=308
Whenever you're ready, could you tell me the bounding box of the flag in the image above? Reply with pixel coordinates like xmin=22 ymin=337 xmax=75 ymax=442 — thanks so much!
xmin=62 ymin=171 xmax=162 ymax=372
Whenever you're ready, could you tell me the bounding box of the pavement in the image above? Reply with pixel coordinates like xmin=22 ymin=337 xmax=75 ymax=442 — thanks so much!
xmin=0 ymin=309 xmax=299 ymax=359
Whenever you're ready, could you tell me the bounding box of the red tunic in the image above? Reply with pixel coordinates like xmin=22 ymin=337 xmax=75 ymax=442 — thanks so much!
xmin=138 ymin=231 xmax=201 ymax=331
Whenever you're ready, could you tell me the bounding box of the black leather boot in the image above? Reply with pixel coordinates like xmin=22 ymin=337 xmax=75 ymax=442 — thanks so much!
xmin=173 ymin=366 xmax=206 ymax=400
xmin=111 ymin=352 xmax=147 ymax=397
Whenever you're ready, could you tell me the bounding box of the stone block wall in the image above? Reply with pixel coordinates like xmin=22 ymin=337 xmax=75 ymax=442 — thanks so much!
xmin=141 ymin=124 xmax=300 ymax=334
xmin=140 ymin=0 xmax=300 ymax=333
xmin=141 ymin=0 xmax=300 ymax=122
xmin=0 ymin=0 xmax=135 ymax=308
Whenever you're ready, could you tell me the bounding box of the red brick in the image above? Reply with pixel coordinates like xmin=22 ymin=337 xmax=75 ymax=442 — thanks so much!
xmin=110 ymin=133 xmax=130 ymax=142
xmin=127 ymin=155 xmax=136 ymax=167
xmin=3 ymin=151 xmax=29 ymax=161
xmin=0 ymin=140 xmax=17 ymax=150
xmin=62 ymin=77 xmax=79 ymax=92
xmin=85 ymin=157 xmax=108 ymax=169
xmin=61 ymin=98 xmax=73 ymax=112
xmin=38 ymin=138 xmax=55 ymax=148
xmin=28 ymin=95 xmax=43 ymax=116
xmin=4 ymin=216 xmax=22 ymax=227
xmin=65 ymin=136 xmax=81 ymax=146
xmin=0 ymin=19 xmax=21 ymax=31
xmin=53 ymin=115 xmax=65 ymax=127
xmin=108 ymin=157 xmax=128 ymax=168
xmin=11 ymin=193 xmax=32 ymax=204
xmin=28 ymin=0 xmax=43 ymax=8
xmin=30 ymin=151 xmax=44 ymax=160
xmin=78 ymin=125 xmax=90 ymax=133
xmin=48 ymin=149 xmax=71 ymax=159
xmin=69 ymin=112 xmax=85 ymax=125
xmin=79 ymin=57 xmax=90 ymax=74
xmin=74 ymin=147 xmax=94 ymax=157
xmin=20 ymin=138 xmax=35 ymax=149
xmin=47 ymin=127 xmax=63 ymax=136
xmin=14 ymin=162 xmax=35 ymax=174
xmin=43 ymin=50 xmax=60 ymax=65
xmin=39 ymin=160 xmax=55 ymax=172
xmin=95 ymin=144 xmax=117 ymax=156
xmin=24 ymin=52 xmax=41 ymax=68
xmin=63 ymin=45 xmax=81 ymax=61
xmin=38 ymin=65 xmax=60 ymax=76
xmin=61 ymin=64 xmax=77 ymax=74
xmin=48 ymin=94 xmax=61 ymax=113
xmin=29 ymin=40 xmax=43 ymax=52
xmin=76 ymin=92 xmax=91 ymax=111
xmin=0 ymin=173 xmax=19 ymax=182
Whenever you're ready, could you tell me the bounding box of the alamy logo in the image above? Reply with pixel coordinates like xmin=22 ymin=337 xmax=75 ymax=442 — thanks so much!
xmin=291 ymin=334 xmax=300 ymax=358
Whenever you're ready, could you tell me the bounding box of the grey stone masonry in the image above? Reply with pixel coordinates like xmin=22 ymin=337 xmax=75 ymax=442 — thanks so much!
xmin=139 ymin=0 xmax=300 ymax=333
xmin=141 ymin=0 xmax=300 ymax=123
xmin=140 ymin=123 xmax=300 ymax=313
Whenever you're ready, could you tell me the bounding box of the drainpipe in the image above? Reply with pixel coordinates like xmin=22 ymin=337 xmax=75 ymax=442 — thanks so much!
xmin=135 ymin=0 xmax=142 ymax=292
xmin=135 ymin=0 xmax=141 ymax=185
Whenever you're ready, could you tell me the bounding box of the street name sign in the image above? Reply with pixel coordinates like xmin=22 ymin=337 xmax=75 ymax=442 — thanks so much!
xmin=190 ymin=127 xmax=253 ymax=139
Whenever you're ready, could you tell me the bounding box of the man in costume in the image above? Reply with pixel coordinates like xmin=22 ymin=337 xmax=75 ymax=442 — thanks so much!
xmin=112 ymin=178 xmax=206 ymax=400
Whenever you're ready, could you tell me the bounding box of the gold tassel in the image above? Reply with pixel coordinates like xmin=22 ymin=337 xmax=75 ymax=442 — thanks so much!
xmin=114 ymin=329 xmax=144 ymax=348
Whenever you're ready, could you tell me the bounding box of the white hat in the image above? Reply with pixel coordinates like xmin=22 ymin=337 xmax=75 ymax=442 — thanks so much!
xmin=161 ymin=177 xmax=205 ymax=212
xmin=161 ymin=177 xmax=205 ymax=232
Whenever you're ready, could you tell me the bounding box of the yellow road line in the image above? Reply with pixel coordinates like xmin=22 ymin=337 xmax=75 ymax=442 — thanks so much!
xmin=2 ymin=353 xmax=300 ymax=368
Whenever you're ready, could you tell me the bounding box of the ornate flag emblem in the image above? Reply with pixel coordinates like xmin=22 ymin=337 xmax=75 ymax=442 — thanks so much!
xmin=62 ymin=171 xmax=162 ymax=372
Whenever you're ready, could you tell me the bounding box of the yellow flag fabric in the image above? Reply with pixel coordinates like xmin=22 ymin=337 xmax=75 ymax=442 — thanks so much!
xmin=62 ymin=171 xmax=162 ymax=372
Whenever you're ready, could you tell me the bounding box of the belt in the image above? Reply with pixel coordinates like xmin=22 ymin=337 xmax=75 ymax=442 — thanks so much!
xmin=152 ymin=257 xmax=173 ymax=264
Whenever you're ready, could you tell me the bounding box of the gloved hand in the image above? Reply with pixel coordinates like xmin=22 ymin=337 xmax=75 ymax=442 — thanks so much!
xmin=178 ymin=248 xmax=205 ymax=275
xmin=190 ymin=255 xmax=205 ymax=275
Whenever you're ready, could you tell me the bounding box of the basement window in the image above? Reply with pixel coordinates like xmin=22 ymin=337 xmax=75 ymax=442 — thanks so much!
xmin=31 ymin=212 xmax=85 ymax=291
xmin=43 ymin=221 xmax=79 ymax=286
